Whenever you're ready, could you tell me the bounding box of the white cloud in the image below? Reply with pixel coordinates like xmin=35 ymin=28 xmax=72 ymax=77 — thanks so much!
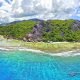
xmin=0 ymin=0 xmax=80 ymax=24
xmin=0 ymin=0 xmax=14 ymax=24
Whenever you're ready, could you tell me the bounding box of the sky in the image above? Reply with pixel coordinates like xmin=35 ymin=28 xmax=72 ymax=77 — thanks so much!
xmin=0 ymin=0 xmax=80 ymax=24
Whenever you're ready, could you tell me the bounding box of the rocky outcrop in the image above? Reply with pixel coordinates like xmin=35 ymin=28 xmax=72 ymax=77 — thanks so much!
xmin=25 ymin=21 xmax=44 ymax=42
xmin=71 ymin=20 xmax=80 ymax=31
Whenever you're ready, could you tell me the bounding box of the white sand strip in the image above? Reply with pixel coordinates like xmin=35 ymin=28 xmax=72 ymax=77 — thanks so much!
xmin=0 ymin=46 xmax=80 ymax=57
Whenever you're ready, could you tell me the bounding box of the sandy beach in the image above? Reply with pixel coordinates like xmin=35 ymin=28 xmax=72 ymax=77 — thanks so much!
xmin=0 ymin=36 xmax=80 ymax=56
xmin=0 ymin=39 xmax=80 ymax=57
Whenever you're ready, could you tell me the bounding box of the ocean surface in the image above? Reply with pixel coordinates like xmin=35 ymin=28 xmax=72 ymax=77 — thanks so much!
xmin=0 ymin=50 xmax=80 ymax=80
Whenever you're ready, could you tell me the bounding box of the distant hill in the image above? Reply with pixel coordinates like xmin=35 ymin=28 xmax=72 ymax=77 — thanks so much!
xmin=0 ymin=18 xmax=43 ymax=26
xmin=0 ymin=19 xmax=80 ymax=42
xmin=29 ymin=18 xmax=43 ymax=21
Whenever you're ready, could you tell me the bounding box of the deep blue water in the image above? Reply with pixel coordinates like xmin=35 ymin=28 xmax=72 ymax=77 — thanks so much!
xmin=0 ymin=50 xmax=80 ymax=80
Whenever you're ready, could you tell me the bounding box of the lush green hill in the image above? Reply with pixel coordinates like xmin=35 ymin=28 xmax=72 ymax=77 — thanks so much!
xmin=0 ymin=20 xmax=36 ymax=39
xmin=0 ymin=19 xmax=80 ymax=42
xmin=43 ymin=20 xmax=80 ymax=42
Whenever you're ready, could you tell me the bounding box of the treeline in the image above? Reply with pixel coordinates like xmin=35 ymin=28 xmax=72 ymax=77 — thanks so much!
xmin=0 ymin=20 xmax=80 ymax=42
xmin=43 ymin=20 xmax=80 ymax=42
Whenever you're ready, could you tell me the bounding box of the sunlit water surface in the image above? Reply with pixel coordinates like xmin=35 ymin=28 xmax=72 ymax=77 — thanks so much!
xmin=0 ymin=50 xmax=80 ymax=80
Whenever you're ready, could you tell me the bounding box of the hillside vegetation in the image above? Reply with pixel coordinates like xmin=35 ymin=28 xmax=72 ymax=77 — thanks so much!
xmin=0 ymin=20 xmax=80 ymax=42
xmin=43 ymin=20 xmax=80 ymax=42
xmin=0 ymin=21 xmax=36 ymax=39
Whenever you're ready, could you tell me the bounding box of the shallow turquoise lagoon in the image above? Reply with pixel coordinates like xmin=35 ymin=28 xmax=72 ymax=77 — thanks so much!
xmin=0 ymin=50 xmax=80 ymax=80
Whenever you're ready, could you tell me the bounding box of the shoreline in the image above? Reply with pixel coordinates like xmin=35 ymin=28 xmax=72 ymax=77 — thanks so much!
xmin=0 ymin=38 xmax=80 ymax=56
xmin=0 ymin=46 xmax=44 ymax=53
xmin=0 ymin=46 xmax=80 ymax=57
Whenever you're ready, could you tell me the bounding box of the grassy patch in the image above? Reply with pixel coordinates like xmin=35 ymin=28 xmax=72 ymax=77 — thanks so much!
xmin=21 ymin=42 xmax=80 ymax=53
xmin=0 ymin=39 xmax=80 ymax=53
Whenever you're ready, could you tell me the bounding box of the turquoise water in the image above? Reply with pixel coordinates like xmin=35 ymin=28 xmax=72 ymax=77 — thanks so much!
xmin=0 ymin=50 xmax=80 ymax=80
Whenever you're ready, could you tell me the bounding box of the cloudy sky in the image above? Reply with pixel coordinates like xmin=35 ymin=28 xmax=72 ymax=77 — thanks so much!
xmin=0 ymin=0 xmax=80 ymax=24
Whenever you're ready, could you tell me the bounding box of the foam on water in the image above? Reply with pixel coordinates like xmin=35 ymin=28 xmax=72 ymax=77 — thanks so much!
xmin=0 ymin=47 xmax=80 ymax=57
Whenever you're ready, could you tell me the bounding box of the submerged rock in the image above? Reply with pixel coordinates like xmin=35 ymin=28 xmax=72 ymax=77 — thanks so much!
xmin=69 ymin=72 xmax=80 ymax=77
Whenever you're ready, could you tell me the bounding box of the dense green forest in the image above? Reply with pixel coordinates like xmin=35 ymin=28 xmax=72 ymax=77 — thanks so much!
xmin=0 ymin=21 xmax=36 ymax=39
xmin=43 ymin=20 xmax=80 ymax=42
xmin=0 ymin=20 xmax=80 ymax=42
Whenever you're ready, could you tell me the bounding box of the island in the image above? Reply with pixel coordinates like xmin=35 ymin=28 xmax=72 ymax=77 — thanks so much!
xmin=0 ymin=19 xmax=80 ymax=53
